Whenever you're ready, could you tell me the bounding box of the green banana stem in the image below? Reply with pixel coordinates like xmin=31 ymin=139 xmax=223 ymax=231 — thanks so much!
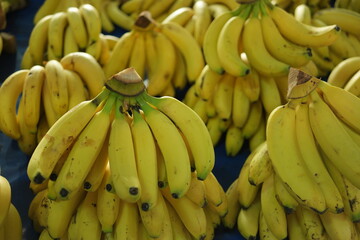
xmin=91 ymin=87 xmax=111 ymax=106
xmin=105 ymin=68 xmax=146 ymax=97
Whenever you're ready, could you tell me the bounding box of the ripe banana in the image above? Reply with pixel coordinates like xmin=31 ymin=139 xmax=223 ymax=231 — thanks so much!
xmin=47 ymin=11 xmax=68 ymax=60
xmin=66 ymin=6 xmax=88 ymax=50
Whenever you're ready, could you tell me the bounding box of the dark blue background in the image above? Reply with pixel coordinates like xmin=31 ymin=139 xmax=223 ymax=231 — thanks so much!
xmin=0 ymin=1 xmax=249 ymax=239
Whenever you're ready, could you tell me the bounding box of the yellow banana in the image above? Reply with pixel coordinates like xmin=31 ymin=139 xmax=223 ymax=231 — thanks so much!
xmin=66 ymin=6 xmax=88 ymax=50
xmin=148 ymin=0 xmax=176 ymax=19
xmin=166 ymin=198 xmax=193 ymax=240
xmin=99 ymin=1 xmax=115 ymax=33
xmin=33 ymin=0 xmax=59 ymax=24
xmin=247 ymin=141 xmax=273 ymax=186
xmin=79 ymin=3 xmax=101 ymax=45
xmin=48 ymin=11 xmax=68 ymax=60
xmin=159 ymin=21 xmax=205 ymax=82
xmin=146 ymin=31 xmax=177 ymax=96
xmin=63 ymin=26 xmax=79 ymax=56
xmin=143 ymin=93 xmax=214 ymax=181
xmin=0 ymin=69 xmax=29 ymax=139
xmin=64 ymin=70 xmax=88 ymax=109
xmin=308 ymin=87 xmax=360 ymax=190
xmin=108 ymin=97 xmax=141 ymax=203
xmin=237 ymin=68 xmax=261 ymax=103
xmin=0 ymin=176 xmax=11 ymax=226
xmin=242 ymin=100 xmax=263 ymax=139
xmin=287 ymin=212 xmax=306 ymax=240
xmin=113 ymin=201 xmax=139 ymax=240
xmin=41 ymin=78 xmax=60 ymax=127
xmin=162 ymin=7 xmax=194 ymax=26
xmin=137 ymin=97 xmax=191 ymax=198
xmin=259 ymin=75 xmax=282 ymax=116
xmin=172 ymin=49 xmax=188 ymax=90
xmin=237 ymin=192 xmax=261 ymax=240
xmin=185 ymin=171 xmax=206 ymax=208
xmin=106 ymin=1 xmax=135 ymax=31
xmin=266 ymin=103 xmax=327 ymax=213
xmin=232 ymin=77 xmax=251 ymax=128
xmin=217 ymin=6 xmax=251 ymax=77
xmin=103 ymin=31 xmax=135 ymax=78
xmin=273 ymin=172 xmax=299 ymax=213
xmin=320 ymin=210 xmax=357 ymax=240
xmin=193 ymin=0 xmax=212 ymax=46
xmin=327 ymin=56 xmax=360 ymax=88
xmin=295 ymin=99 xmax=344 ymax=213
xmin=197 ymin=65 xmax=222 ymax=101
xmin=213 ymin=73 xmax=235 ymax=120
xmin=267 ymin=3 xmax=340 ymax=47
xmin=2 ymin=203 xmax=22 ymax=240
xmin=60 ymin=51 xmax=106 ymax=98
xmin=295 ymin=204 xmax=327 ymax=240
xmin=225 ymin=124 xmax=244 ymax=157
xmin=27 ymin=88 xmax=110 ymax=185
xmin=222 ymin=179 xmax=240 ymax=229
xmin=344 ymin=69 xmax=360 ymax=96
xmin=249 ymin=117 xmax=266 ymax=152
xmin=28 ymin=15 xmax=52 ymax=65
xmin=131 ymin=109 xmax=158 ymax=211
xmin=96 ymin=165 xmax=121 ymax=233
xmin=21 ymin=47 xmax=35 ymax=69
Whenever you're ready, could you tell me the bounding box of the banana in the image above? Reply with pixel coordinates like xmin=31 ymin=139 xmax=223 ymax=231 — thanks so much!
xmin=96 ymin=165 xmax=121 ymax=233
xmin=225 ymin=124 xmax=244 ymax=157
xmin=208 ymin=3 xmax=231 ymax=18
xmin=0 ymin=69 xmax=29 ymax=139
xmin=83 ymin=134 xmax=109 ymax=192
xmin=2 ymin=203 xmax=22 ymax=240
xmin=64 ymin=70 xmax=88 ymax=109
xmin=232 ymin=77 xmax=251 ymax=128
xmin=106 ymin=1 xmax=135 ymax=31
xmin=121 ymin=0 xmax=143 ymax=15
xmin=260 ymin=3 xmax=312 ymax=68
xmin=166 ymin=199 xmax=193 ymax=240
xmin=193 ymin=0 xmax=212 ymax=46
xmin=79 ymin=3 xmax=101 ymax=45
xmin=99 ymin=1 xmax=115 ymax=33
xmin=27 ymin=88 xmax=110 ymax=184
xmin=167 ymin=0 xmax=194 ymax=13
xmin=237 ymin=68 xmax=261 ymax=103
xmin=16 ymin=97 xmax=37 ymax=155
xmin=156 ymin=142 xmax=168 ymax=189
xmin=259 ymin=75 xmax=282 ymax=116
xmin=28 ymin=15 xmax=52 ymax=65
xmin=85 ymin=36 xmax=102 ymax=61
xmin=33 ymin=0 xmax=59 ymax=24
xmin=44 ymin=60 xmax=69 ymax=116
xmin=131 ymin=109 xmax=158 ymax=211
xmin=344 ymin=69 xmax=360 ymax=96
xmin=295 ymin=99 xmax=344 ymax=213
xmin=98 ymin=34 xmax=111 ymax=66
xmin=146 ymin=31 xmax=177 ymax=96
xmin=47 ymin=188 xmax=86 ymax=238
xmin=217 ymin=6 xmax=251 ymax=77
xmin=66 ymin=6 xmax=88 ymax=50
xmin=185 ymin=171 xmax=206 ymax=208
xmin=347 ymin=33 xmax=360 ymax=56
xmin=143 ymin=93 xmax=214 ymax=181
xmin=243 ymin=4 xmax=290 ymax=77
xmin=63 ymin=26 xmax=79 ymax=56
xmin=266 ymin=103 xmax=327 ymax=213
xmin=113 ymin=201 xmax=139 ymax=240
xmin=237 ymin=199 xmax=262 ymax=240
xmin=148 ymin=0 xmax=176 ymax=19
xmin=267 ymin=3 xmax=340 ymax=47
xmin=247 ymin=141 xmax=273 ymax=186
xmin=48 ymin=11 xmax=68 ymax=60
xmin=162 ymin=7 xmax=194 ymax=25
xmin=287 ymin=211 xmax=306 ymax=240
xmin=197 ymin=65 xmax=222 ymax=101
xmin=308 ymin=88 xmax=360 ymax=190
xmin=222 ymin=179 xmax=240 ymax=229
xmin=21 ymin=47 xmax=35 ymax=70
xmin=295 ymin=204 xmax=327 ymax=240
xmin=139 ymin=190 xmax=166 ymax=238
xmin=213 ymin=73 xmax=235 ymax=121
xmin=76 ymin=191 xmax=102 ymax=240
xmin=20 ymin=65 xmax=45 ymax=133
xmin=320 ymin=210 xmax=357 ymax=240
xmin=261 ymin=174 xmax=288 ymax=240
xmin=0 ymin=176 xmax=11 ymax=226
xmin=128 ymin=32 xmax=146 ymax=80
xmin=137 ymin=97 xmax=191 ymax=198
xmin=242 ymin=100 xmax=263 ymax=139
xmin=103 ymin=31 xmax=135 ymax=78
xmin=249 ymin=117 xmax=266 ymax=152
xmin=318 ymin=79 xmax=360 ymax=135
xmin=314 ymin=7 xmax=360 ymax=38
xmin=108 ymin=97 xmax=141 ymax=203
xmin=41 ymin=78 xmax=60 ymax=127
xmin=237 ymin=153 xmax=261 ymax=208
xmin=258 ymin=209 xmax=278 ymax=240
xmin=273 ymin=172 xmax=299 ymax=213
xmin=161 ymin=186 xmax=207 ymax=240
xmin=203 ymin=10 xmax=232 ymax=74
xmin=60 ymin=52 xmax=106 ymax=98
xmin=159 ymin=21 xmax=205 ymax=82
xmin=53 ymin=92 xmax=115 ymax=199
xmin=327 ymin=56 xmax=360 ymax=88
xmin=172 ymin=49 xmax=188 ymax=90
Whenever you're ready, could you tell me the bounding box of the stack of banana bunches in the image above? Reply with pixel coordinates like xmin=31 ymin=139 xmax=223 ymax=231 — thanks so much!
xmin=0 ymin=0 xmax=360 ymax=239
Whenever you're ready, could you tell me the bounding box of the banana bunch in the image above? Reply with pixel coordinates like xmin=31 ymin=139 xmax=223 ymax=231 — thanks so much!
xmin=23 ymin=3 xmax=111 ymax=68
xmin=327 ymin=56 xmax=360 ymax=96
xmin=26 ymin=67 xmax=220 ymax=239
xmin=103 ymin=11 xmax=205 ymax=96
xmin=184 ymin=64 xmax=280 ymax=156
xmin=223 ymin=151 xmax=360 ymax=240
xmin=334 ymin=0 xmax=360 ymax=13
xmin=203 ymin=0 xmax=340 ymax=79
xmin=0 ymin=52 xmax=106 ymax=155
xmin=293 ymin=4 xmax=360 ymax=77
xmin=29 ymin=168 xmax=227 ymax=240
xmin=0 ymin=175 xmax=22 ymax=240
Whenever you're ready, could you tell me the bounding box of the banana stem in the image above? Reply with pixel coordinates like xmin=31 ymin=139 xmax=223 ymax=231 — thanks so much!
xmin=91 ymin=87 xmax=111 ymax=106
